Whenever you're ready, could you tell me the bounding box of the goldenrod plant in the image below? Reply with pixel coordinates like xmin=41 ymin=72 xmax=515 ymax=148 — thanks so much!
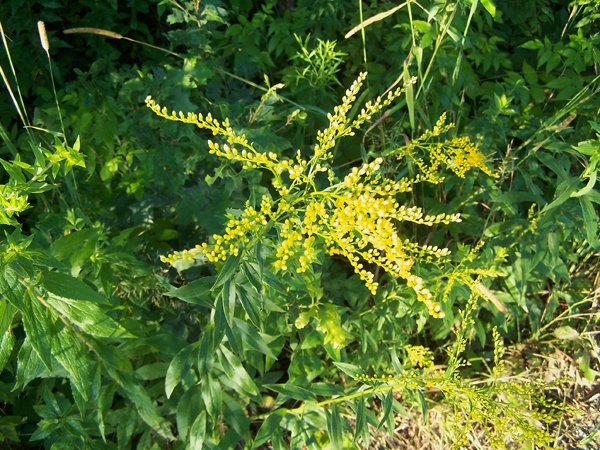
xmin=147 ymin=72 xmax=494 ymax=319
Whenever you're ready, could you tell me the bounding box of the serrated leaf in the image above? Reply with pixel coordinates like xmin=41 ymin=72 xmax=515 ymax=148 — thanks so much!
xmin=15 ymin=337 xmax=48 ymax=389
xmin=44 ymin=291 xmax=134 ymax=339
xmin=165 ymin=342 xmax=198 ymax=398
xmin=51 ymin=327 xmax=92 ymax=401
xmin=42 ymin=271 xmax=106 ymax=304
xmin=20 ymin=291 xmax=54 ymax=370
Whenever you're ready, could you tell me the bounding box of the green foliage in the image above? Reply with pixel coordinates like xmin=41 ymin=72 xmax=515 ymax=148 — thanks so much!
xmin=1 ymin=0 xmax=598 ymax=448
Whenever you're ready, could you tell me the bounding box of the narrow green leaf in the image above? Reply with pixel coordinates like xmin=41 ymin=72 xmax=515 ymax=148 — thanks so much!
xmin=580 ymin=197 xmax=599 ymax=247
xmin=541 ymin=178 xmax=579 ymax=213
xmin=345 ymin=2 xmax=406 ymax=38
xmin=238 ymin=285 xmax=261 ymax=327
xmin=416 ymin=390 xmax=428 ymax=424
xmin=135 ymin=362 xmax=169 ymax=381
xmin=165 ymin=342 xmax=198 ymax=399
xmin=212 ymin=252 xmax=241 ymax=288
xmin=306 ymin=382 xmax=344 ymax=397
xmin=0 ymin=329 xmax=16 ymax=373
xmin=403 ymin=65 xmax=415 ymax=131
xmin=219 ymin=345 xmax=259 ymax=396
xmin=327 ymin=405 xmax=343 ymax=450
xmin=0 ymin=300 xmax=16 ymax=336
xmin=377 ymin=390 xmax=394 ymax=430
xmin=213 ymin=296 xmax=229 ymax=349
xmin=106 ymin=366 xmax=174 ymax=440
xmin=333 ymin=361 xmax=362 ymax=378
xmin=89 ymin=339 xmax=133 ymax=373
xmin=355 ymin=396 xmax=369 ymax=447
xmin=233 ymin=318 xmax=277 ymax=358
xmin=253 ymin=413 xmax=283 ymax=447
xmin=198 ymin=326 xmax=214 ymax=376
xmin=264 ymin=384 xmax=316 ymax=402
xmin=222 ymin=280 xmax=236 ymax=329
xmin=97 ymin=377 xmax=115 ymax=442
xmin=51 ymin=326 xmax=92 ymax=401
xmin=241 ymin=261 xmax=263 ymax=293
xmin=480 ymin=0 xmax=496 ymax=18
xmin=201 ymin=374 xmax=222 ymax=418
xmin=176 ymin=385 xmax=202 ymax=440
xmin=223 ymin=393 xmax=250 ymax=439
xmin=572 ymin=166 xmax=597 ymax=197
xmin=188 ymin=411 xmax=207 ymax=450
xmin=165 ymin=276 xmax=215 ymax=307
xmin=116 ymin=405 xmax=137 ymax=448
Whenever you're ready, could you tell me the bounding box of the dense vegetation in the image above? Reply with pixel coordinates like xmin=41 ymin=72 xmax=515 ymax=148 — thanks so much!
xmin=1 ymin=0 xmax=598 ymax=448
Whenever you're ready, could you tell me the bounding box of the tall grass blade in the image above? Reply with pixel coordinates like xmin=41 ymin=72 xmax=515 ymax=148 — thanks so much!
xmin=0 ymin=21 xmax=31 ymax=132
xmin=345 ymin=2 xmax=408 ymax=39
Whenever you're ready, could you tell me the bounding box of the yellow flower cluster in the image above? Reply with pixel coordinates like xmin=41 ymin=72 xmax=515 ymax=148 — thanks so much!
xmin=147 ymin=72 xmax=495 ymax=318
xmin=313 ymin=73 xmax=416 ymax=162
xmin=145 ymin=96 xmax=282 ymax=174
xmin=405 ymin=345 xmax=435 ymax=368
xmin=395 ymin=112 xmax=496 ymax=182
xmin=272 ymin=218 xmax=318 ymax=273
xmin=207 ymin=140 xmax=279 ymax=170
xmin=160 ymin=205 xmax=268 ymax=264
